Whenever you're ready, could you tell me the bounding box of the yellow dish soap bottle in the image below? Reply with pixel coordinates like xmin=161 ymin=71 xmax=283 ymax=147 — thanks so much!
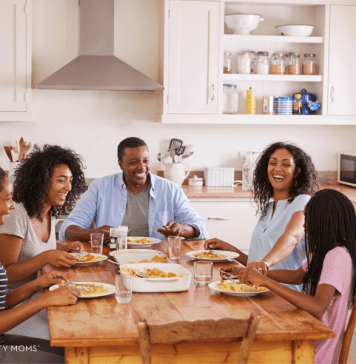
xmin=246 ymin=87 xmax=256 ymax=115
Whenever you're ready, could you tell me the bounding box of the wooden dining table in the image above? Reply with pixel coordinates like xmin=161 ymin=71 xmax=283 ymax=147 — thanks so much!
xmin=43 ymin=240 xmax=334 ymax=364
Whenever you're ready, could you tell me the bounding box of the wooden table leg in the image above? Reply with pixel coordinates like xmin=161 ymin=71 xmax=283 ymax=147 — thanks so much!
xmin=65 ymin=347 xmax=90 ymax=364
xmin=293 ymin=340 xmax=314 ymax=364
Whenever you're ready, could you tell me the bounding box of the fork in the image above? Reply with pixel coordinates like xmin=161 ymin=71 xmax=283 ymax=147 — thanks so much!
xmin=64 ymin=282 xmax=96 ymax=291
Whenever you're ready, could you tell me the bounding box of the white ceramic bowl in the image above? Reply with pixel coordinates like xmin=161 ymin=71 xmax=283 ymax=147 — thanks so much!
xmin=275 ymin=25 xmax=315 ymax=37
xmin=225 ymin=13 xmax=264 ymax=35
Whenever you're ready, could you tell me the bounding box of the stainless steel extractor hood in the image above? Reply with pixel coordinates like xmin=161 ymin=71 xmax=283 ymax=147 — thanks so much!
xmin=36 ymin=0 xmax=164 ymax=91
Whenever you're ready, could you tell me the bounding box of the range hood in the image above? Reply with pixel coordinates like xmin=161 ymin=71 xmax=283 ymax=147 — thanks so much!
xmin=36 ymin=0 xmax=164 ymax=91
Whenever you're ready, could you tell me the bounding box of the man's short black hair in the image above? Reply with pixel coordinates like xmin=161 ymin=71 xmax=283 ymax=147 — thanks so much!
xmin=117 ymin=137 xmax=148 ymax=162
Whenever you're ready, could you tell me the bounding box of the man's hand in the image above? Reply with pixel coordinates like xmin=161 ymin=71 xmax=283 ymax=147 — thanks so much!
xmin=156 ymin=220 xmax=182 ymax=237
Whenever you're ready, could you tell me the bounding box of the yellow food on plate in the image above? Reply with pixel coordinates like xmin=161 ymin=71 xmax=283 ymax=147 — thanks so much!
xmin=76 ymin=254 xmax=103 ymax=262
xmin=193 ymin=251 xmax=227 ymax=259
xmin=216 ymin=281 xmax=268 ymax=293
xmin=60 ymin=284 xmax=108 ymax=296
xmin=121 ymin=267 xmax=186 ymax=278
xmin=127 ymin=238 xmax=152 ymax=245
xmin=131 ymin=254 xmax=167 ymax=264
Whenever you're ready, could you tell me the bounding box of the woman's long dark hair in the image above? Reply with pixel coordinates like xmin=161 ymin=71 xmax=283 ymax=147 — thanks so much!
xmin=13 ymin=144 xmax=86 ymax=220
xmin=303 ymin=189 xmax=356 ymax=309
xmin=253 ymin=142 xmax=319 ymax=217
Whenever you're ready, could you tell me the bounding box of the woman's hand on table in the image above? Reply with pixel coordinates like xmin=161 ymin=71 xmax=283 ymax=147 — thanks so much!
xmin=204 ymin=238 xmax=237 ymax=252
xmin=247 ymin=260 xmax=270 ymax=275
xmin=35 ymin=271 xmax=68 ymax=290
xmin=57 ymin=240 xmax=83 ymax=253
xmin=238 ymin=267 xmax=267 ymax=288
xmin=44 ymin=250 xmax=80 ymax=268
xmin=44 ymin=285 xmax=80 ymax=307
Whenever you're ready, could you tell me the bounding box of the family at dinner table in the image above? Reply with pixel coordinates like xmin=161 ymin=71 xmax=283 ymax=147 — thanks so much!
xmin=0 ymin=137 xmax=354 ymax=364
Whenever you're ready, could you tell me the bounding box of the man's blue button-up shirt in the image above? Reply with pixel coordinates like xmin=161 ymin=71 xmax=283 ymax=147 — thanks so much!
xmin=59 ymin=173 xmax=208 ymax=240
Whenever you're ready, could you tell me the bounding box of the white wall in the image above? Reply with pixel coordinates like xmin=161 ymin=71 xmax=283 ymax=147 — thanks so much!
xmin=1 ymin=0 xmax=355 ymax=177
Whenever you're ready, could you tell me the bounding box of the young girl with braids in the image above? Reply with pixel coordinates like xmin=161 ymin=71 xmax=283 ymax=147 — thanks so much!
xmin=235 ymin=189 xmax=356 ymax=364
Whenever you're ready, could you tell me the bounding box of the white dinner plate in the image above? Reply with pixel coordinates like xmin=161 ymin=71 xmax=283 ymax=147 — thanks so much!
xmin=186 ymin=250 xmax=239 ymax=262
xmin=69 ymin=252 xmax=108 ymax=267
xmin=49 ymin=282 xmax=115 ymax=298
xmin=127 ymin=237 xmax=161 ymax=248
xmin=109 ymin=250 xmax=169 ymax=264
xmin=208 ymin=280 xmax=269 ymax=297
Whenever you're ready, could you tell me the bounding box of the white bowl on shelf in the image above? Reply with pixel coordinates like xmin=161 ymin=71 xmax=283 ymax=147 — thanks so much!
xmin=224 ymin=13 xmax=264 ymax=35
xmin=275 ymin=25 xmax=315 ymax=37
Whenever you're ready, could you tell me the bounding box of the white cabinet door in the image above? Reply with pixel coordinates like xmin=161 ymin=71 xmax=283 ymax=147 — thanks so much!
xmin=191 ymin=199 xmax=258 ymax=254
xmin=0 ymin=0 xmax=31 ymax=121
xmin=328 ymin=5 xmax=356 ymax=116
xmin=168 ymin=1 xmax=219 ymax=114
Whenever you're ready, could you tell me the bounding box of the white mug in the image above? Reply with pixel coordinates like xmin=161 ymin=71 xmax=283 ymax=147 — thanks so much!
xmin=1 ymin=161 xmax=21 ymax=181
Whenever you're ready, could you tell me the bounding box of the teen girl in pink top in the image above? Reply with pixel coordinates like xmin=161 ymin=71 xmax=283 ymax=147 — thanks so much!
xmin=229 ymin=189 xmax=356 ymax=364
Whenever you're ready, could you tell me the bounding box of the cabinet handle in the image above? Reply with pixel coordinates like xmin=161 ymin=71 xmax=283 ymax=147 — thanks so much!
xmin=330 ymin=86 xmax=334 ymax=102
xmin=210 ymin=85 xmax=215 ymax=101
xmin=207 ymin=217 xmax=230 ymax=220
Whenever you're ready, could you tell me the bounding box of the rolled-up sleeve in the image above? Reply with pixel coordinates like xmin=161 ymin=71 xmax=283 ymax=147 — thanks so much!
xmin=59 ymin=183 xmax=98 ymax=240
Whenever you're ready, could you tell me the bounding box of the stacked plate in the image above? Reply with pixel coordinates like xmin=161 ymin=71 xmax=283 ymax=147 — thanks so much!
xmin=274 ymin=97 xmax=293 ymax=115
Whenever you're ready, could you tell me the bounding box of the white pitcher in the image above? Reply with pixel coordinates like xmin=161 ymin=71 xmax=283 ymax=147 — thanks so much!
xmin=164 ymin=163 xmax=190 ymax=186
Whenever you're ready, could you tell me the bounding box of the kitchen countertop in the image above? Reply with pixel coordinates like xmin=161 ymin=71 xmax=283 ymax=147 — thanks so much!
xmin=182 ymin=183 xmax=356 ymax=206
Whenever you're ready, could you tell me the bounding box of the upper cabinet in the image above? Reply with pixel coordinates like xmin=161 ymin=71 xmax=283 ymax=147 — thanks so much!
xmin=166 ymin=1 xmax=219 ymax=114
xmin=328 ymin=5 xmax=356 ymax=116
xmin=159 ymin=0 xmax=356 ymax=125
xmin=0 ymin=0 xmax=32 ymax=122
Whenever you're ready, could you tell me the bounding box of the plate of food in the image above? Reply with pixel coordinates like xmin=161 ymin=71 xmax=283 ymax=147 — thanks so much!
xmin=109 ymin=250 xmax=170 ymax=264
xmin=186 ymin=250 xmax=239 ymax=262
xmin=127 ymin=237 xmax=161 ymax=248
xmin=49 ymin=282 xmax=115 ymax=298
xmin=209 ymin=280 xmax=269 ymax=297
xmin=69 ymin=252 xmax=108 ymax=267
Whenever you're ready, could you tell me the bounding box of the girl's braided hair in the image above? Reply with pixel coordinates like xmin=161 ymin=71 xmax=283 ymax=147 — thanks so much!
xmin=303 ymin=189 xmax=356 ymax=309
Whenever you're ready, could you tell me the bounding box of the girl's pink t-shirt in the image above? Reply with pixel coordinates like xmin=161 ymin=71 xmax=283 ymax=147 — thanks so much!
xmin=302 ymin=246 xmax=353 ymax=364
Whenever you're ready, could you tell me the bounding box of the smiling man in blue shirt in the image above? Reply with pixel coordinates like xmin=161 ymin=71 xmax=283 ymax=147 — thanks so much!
xmin=59 ymin=137 xmax=208 ymax=243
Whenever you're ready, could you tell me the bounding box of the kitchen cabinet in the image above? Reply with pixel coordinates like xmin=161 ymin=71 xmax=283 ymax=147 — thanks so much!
xmin=0 ymin=0 xmax=32 ymax=122
xmin=165 ymin=1 xmax=219 ymax=114
xmin=159 ymin=0 xmax=356 ymax=125
xmin=190 ymin=198 xmax=258 ymax=254
xmin=328 ymin=5 xmax=356 ymax=116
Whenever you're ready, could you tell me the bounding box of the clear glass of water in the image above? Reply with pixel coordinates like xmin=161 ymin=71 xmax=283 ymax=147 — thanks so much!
xmin=168 ymin=236 xmax=183 ymax=260
xmin=194 ymin=261 xmax=213 ymax=285
xmin=115 ymin=274 xmax=133 ymax=304
xmin=90 ymin=233 xmax=104 ymax=254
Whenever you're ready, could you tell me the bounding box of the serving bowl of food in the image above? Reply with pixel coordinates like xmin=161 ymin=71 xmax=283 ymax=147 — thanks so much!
xmin=275 ymin=24 xmax=315 ymax=37
xmin=224 ymin=13 xmax=264 ymax=35
xmin=109 ymin=250 xmax=170 ymax=264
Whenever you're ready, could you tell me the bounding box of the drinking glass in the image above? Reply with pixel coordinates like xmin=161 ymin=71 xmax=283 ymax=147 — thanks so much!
xmin=168 ymin=236 xmax=183 ymax=260
xmin=90 ymin=233 xmax=104 ymax=254
xmin=115 ymin=274 xmax=133 ymax=304
xmin=194 ymin=261 xmax=213 ymax=285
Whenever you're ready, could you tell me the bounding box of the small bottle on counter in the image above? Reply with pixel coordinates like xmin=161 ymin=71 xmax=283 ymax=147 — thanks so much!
xmin=242 ymin=151 xmax=254 ymax=191
xmin=118 ymin=226 xmax=128 ymax=250
xmin=109 ymin=227 xmax=119 ymax=251
xmin=223 ymin=52 xmax=232 ymax=74
xmin=293 ymin=94 xmax=303 ymax=114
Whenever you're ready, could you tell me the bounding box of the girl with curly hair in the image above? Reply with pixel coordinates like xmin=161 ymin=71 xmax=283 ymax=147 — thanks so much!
xmin=205 ymin=142 xmax=319 ymax=291
xmin=0 ymin=167 xmax=80 ymax=362
xmin=0 ymin=144 xmax=87 ymax=290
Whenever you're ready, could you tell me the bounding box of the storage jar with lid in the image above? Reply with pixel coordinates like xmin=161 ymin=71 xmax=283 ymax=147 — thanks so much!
xmin=256 ymin=51 xmax=269 ymax=75
xmin=223 ymin=84 xmax=239 ymax=114
xmin=271 ymin=51 xmax=288 ymax=75
xmin=237 ymin=51 xmax=251 ymax=74
xmin=223 ymin=52 xmax=231 ymax=74
xmin=302 ymin=53 xmax=318 ymax=75
xmin=288 ymin=52 xmax=301 ymax=75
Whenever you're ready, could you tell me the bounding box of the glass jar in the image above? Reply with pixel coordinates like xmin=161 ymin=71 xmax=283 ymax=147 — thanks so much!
xmin=293 ymin=94 xmax=303 ymax=114
xmin=237 ymin=51 xmax=251 ymax=74
xmin=223 ymin=52 xmax=231 ymax=74
xmin=288 ymin=52 xmax=301 ymax=75
xmin=302 ymin=53 xmax=318 ymax=75
xmin=271 ymin=51 xmax=288 ymax=75
xmin=256 ymin=51 xmax=269 ymax=75
xmin=223 ymin=84 xmax=239 ymax=114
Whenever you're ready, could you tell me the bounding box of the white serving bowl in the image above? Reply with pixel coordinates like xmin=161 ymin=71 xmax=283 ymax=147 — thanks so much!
xmin=275 ymin=25 xmax=315 ymax=37
xmin=225 ymin=13 xmax=264 ymax=35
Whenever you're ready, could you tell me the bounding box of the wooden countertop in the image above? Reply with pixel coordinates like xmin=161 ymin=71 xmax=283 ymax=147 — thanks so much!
xmin=183 ymin=183 xmax=356 ymax=205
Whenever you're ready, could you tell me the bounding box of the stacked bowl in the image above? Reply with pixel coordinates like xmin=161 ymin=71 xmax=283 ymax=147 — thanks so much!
xmin=274 ymin=97 xmax=293 ymax=115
